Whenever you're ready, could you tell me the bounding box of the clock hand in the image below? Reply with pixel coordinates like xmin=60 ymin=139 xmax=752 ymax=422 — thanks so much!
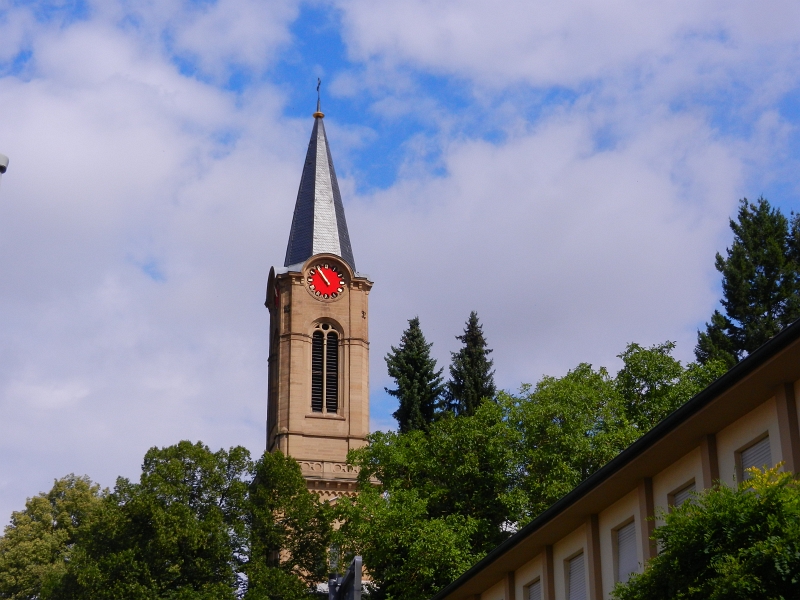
xmin=318 ymin=269 xmax=331 ymax=286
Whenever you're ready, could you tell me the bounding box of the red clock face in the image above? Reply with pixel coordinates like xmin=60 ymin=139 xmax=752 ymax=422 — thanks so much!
xmin=307 ymin=263 xmax=346 ymax=299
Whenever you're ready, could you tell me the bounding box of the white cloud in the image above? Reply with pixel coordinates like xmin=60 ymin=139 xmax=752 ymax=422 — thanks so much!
xmin=0 ymin=1 xmax=304 ymax=522
xmin=329 ymin=0 xmax=800 ymax=402
xmin=335 ymin=0 xmax=800 ymax=89
xmin=164 ymin=0 xmax=299 ymax=80
xmin=6 ymin=379 xmax=90 ymax=410
xmin=351 ymin=105 xmax=743 ymax=400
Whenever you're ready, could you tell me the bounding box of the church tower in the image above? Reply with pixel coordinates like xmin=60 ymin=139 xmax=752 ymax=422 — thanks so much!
xmin=265 ymin=103 xmax=372 ymax=500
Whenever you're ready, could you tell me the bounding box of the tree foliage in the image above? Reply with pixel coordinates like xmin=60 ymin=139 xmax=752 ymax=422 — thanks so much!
xmin=338 ymin=402 xmax=521 ymax=600
xmin=1 ymin=342 xmax=727 ymax=600
xmin=244 ymin=450 xmax=333 ymax=600
xmin=504 ymin=364 xmax=635 ymax=520
xmin=616 ymin=341 xmax=723 ymax=431
xmin=508 ymin=342 xmax=723 ymax=520
xmin=55 ymin=441 xmax=251 ymax=600
xmin=697 ymin=197 xmax=800 ymax=367
xmin=0 ymin=442 xmax=331 ymax=600
xmin=385 ymin=316 xmax=444 ymax=432
xmin=613 ymin=468 xmax=800 ymax=600
xmin=341 ymin=342 xmax=723 ymax=598
xmin=0 ymin=475 xmax=103 ymax=600
xmin=445 ymin=311 xmax=496 ymax=416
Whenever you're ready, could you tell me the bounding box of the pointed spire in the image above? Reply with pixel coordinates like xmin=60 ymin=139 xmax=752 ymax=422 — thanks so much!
xmin=284 ymin=89 xmax=355 ymax=270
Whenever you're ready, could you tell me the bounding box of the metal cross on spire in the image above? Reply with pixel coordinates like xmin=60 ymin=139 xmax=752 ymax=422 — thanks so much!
xmin=313 ymin=78 xmax=324 ymax=119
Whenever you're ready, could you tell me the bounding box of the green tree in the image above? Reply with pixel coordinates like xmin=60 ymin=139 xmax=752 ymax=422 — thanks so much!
xmin=386 ymin=317 xmax=444 ymax=432
xmin=445 ymin=311 xmax=496 ymax=416
xmin=616 ymin=342 xmax=725 ymax=431
xmin=504 ymin=364 xmax=636 ymax=520
xmin=55 ymin=441 xmax=251 ymax=599
xmin=0 ymin=475 xmax=103 ymax=600
xmin=41 ymin=442 xmax=331 ymax=600
xmin=697 ymin=197 xmax=800 ymax=367
xmin=613 ymin=467 xmax=800 ymax=600
xmin=337 ymin=486 xmax=480 ymax=600
xmin=507 ymin=342 xmax=723 ymax=521
xmin=339 ymin=402 xmax=523 ymax=600
xmin=244 ymin=451 xmax=333 ymax=600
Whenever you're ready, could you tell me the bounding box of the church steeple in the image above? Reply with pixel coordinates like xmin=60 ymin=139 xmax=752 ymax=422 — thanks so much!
xmin=266 ymin=94 xmax=371 ymax=501
xmin=284 ymin=104 xmax=356 ymax=270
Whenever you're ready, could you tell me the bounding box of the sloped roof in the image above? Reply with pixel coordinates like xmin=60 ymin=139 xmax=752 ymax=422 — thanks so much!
xmin=284 ymin=113 xmax=356 ymax=270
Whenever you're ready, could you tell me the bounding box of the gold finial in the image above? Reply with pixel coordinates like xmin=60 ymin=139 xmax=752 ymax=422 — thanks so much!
xmin=313 ymin=78 xmax=324 ymax=118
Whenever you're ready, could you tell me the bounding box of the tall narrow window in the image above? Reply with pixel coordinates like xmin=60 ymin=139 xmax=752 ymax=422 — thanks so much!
xmin=311 ymin=324 xmax=339 ymax=414
xmin=671 ymin=482 xmax=696 ymax=508
xmin=311 ymin=331 xmax=324 ymax=412
xmin=527 ymin=579 xmax=541 ymax=600
xmin=567 ymin=553 xmax=586 ymax=600
xmin=740 ymin=436 xmax=772 ymax=480
xmin=326 ymin=332 xmax=339 ymax=413
xmin=616 ymin=521 xmax=637 ymax=584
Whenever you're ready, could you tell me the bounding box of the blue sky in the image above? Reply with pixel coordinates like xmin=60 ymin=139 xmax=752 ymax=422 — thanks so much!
xmin=1 ymin=0 xmax=800 ymax=523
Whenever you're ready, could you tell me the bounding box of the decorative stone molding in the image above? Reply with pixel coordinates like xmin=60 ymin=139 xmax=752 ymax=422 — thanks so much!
xmin=307 ymin=478 xmax=359 ymax=503
xmin=299 ymin=461 xmax=324 ymax=473
xmin=299 ymin=460 xmax=360 ymax=477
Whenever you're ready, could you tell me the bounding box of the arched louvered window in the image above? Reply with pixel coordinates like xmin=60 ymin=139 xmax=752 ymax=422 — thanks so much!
xmin=311 ymin=323 xmax=339 ymax=413
xmin=311 ymin=331 xmax=324 ymax=412
xmin=326 ymin=332 xmax=338 ymax=412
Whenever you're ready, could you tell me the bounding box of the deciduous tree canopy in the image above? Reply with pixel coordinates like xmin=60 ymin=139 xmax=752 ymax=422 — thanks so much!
xmin=613 ymin=467 xmax=800 ymax=600
xmin=339 ymin=342 xmax=724 ymax=599
xmin=0 ymin=442 xmax=331 ymax=600
xmin=0 ymin=475 xmax=103 ymax=600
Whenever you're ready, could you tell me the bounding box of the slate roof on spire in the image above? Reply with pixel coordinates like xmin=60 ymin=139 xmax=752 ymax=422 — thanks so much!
xmin=284 ymin=112 xmax=356 ymax=271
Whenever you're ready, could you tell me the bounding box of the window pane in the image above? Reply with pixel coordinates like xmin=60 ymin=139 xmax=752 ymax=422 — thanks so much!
xmin=741 ymin=437 xmax=771 ymax=480
xmin=616 ymin=521 xmax=637 ymax=584
xmin=568 ymin=553 xmax=585 ymax=600
xmin=311 ymin=331 xmax=324 ymax=412
xmin=672 ymin=482 xmax=696 ymax=508
xmin=325 ymin=332 xmax=338 ymax=413
xmin=528 ymin=580 xmax=541 ymax=600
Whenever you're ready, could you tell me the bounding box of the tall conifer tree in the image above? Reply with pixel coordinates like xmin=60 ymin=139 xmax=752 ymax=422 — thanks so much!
xmin=446 ymin=311 xmax=496 ymax=416
xmin=385 ymin=317 xmax=444 ymax=432
xmin=696 ymin=197 xmax=800 ymax=367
